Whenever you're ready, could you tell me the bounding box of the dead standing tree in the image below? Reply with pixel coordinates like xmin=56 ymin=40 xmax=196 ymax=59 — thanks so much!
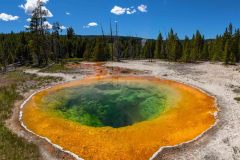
xmin=110 ymin=20 xmax=114 ymax=61
xmin=114 ymin=21 xmax=123 ymax=62
xmin=109 ymin=20 xmax=123 ymax=62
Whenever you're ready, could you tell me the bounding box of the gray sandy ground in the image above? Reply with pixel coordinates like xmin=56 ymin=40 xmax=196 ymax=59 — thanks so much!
xmin=106 ymin=60 xmax=240 ymax=160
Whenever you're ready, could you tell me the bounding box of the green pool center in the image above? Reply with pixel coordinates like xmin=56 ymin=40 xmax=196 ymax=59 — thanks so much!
xmin=42 ymin=81 xmax=167 ymax=128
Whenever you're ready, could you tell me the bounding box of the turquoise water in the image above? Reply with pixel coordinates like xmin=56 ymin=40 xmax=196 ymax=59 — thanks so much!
xmin=42 ymin=82 xmax=166 ymax=128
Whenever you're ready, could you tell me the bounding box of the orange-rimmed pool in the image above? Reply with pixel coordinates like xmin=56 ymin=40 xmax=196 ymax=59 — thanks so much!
xmin=21 ymin=76 xmax=217 ymax=160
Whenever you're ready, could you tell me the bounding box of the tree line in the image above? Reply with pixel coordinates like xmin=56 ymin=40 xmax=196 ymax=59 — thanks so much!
xmin=0 ymin=2 xmax=240 ymax=71
xmin=152 ymin=24 xmax=240 ymax=64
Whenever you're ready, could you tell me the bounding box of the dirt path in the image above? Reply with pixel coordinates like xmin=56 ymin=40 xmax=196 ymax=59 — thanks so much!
xmin=106 ymin=60 xmax=240 ymax=160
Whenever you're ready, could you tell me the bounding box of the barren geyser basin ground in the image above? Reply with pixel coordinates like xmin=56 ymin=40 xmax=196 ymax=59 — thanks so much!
xmin=21 ymin=76 xmax=217 ymax=160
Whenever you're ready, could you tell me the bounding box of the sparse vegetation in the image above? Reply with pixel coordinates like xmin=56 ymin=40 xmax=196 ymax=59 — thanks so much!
xmin=234 ymin=97 xmax=240 ymax=102
xmin=0 ymin=70 xmax=62 ymax=160
xmin=233 ymin=88 xmax=240 ymax=94
xmin=40 ymin=64 xmax=70 ymax=73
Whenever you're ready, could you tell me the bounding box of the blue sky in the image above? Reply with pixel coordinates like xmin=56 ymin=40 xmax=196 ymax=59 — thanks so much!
xmin=0 ymin=0 xmax=240 ymax=39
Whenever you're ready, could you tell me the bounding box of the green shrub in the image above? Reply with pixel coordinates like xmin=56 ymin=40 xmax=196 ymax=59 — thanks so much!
xmin=234 ymin=97 xmax=240 ymax=102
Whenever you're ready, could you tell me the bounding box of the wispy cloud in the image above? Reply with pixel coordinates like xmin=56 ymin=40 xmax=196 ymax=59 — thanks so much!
xmin=66 ymin=12 xmax=71 ymax=15
xmin=137 ymin=4 xmax=147 ymax=12
xmin=19 ymin=0 xmax=53 ymax=17
xmin=0 ymin=13 xmax=19 ymax=21
xmin=83 ymin=22 xmax=98 ymax=28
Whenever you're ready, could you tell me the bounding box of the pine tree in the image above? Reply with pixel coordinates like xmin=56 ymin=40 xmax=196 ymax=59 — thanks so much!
xmin=52 ymin=22 xmax=62 ymax=62
xmin=233 ymin=29 xmax=240 ymax=62
xmin=75 ymin=37 xmax=85 ymax=58
xmin=239 ymin=38 xmax=240 ymax=62
xmin=224 ymin=39 xmax=231 ymax=64
xmin=190 ymin=30 xmax=204 ymax=62
xmin=166 ymin=29 xmax=182 ymax=61
xmin=222 ymin=23 xmax=237 ymax=64
xmin=229 ymin=51 xmax=236 ymax=65
xmin=16 ymin=32 xmax=29 ymax=64
xmin=28 ymin=0 xmax=50 ymax=66
xmin=143 ymin=40 xmax=155 ymax=62
xmin=66 ymin=27 xmax=75 ymax=58
xmin=0 ymin=38 xmax=4 ymax=71
xmin=154 ymin=33 xmax=163 ymax=59
xmin=212 ymin=35 xmax=224 ymax=61
xmin=202 ymin=42 xmax=209 ymax=61
xmin=181 ymin=36 xmax=191 ymax=62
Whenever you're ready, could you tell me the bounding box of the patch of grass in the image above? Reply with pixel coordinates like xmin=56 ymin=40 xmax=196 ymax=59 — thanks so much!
xmin=40 ymin=64 xmax=70 ymax=73
xmin=0 ymin=86 xmax=41 ymax=160
xmin=234 ymin=97 xmax=240 ymax=102
xmin=0 ymin=70 xmax=63 ymax=159
xmin=0 ymin=85 xmax=41 ymax=160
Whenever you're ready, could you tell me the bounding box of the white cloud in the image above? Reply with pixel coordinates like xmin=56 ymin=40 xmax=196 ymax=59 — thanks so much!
xmin=43 ymin=21 xmax=52 ymax=29
xmin=111 ymin=6 xmax=126 ymax=15
xmin=26 ymin=18 xmax=31 ymax=22
xmin=66 ymin=12 xmax=70 ymax=15
xmin=24 ymin=25 xmax=30 ymax=29
xmin=126 ymin=8 xmax=136 ymax=15
xmin=111 ymin=5 xmax=139 ymax=15
xmin=83 ymin=22 xmax=98 ymax=28
xmin=60 ymin=26 xmax=66 ymax=30
xmin=25 ymin=22 xmax=65 ymax=30
xmin=41 ymin=6 xmax=53 ymax=17
xmin=138 ymin=4 xmax=147 ymax=12
xmin=19 ymin=0 xmax=53 ymax=17
xmin=88 ymin=22 xmax=98 ymax=27
xmin=0 ymin=13 xmax=19 ymax=21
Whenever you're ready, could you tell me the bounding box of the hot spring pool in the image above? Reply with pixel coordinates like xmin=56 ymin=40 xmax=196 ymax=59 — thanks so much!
xmin=44 ymin=82 xmax=167 ymax=128
xmin=21 ymin=76 xmax=217 ymax=160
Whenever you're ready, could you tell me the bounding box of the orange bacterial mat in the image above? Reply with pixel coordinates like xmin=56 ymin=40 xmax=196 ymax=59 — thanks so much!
xmin=21 ymin=76 xmax=217 ymax=160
